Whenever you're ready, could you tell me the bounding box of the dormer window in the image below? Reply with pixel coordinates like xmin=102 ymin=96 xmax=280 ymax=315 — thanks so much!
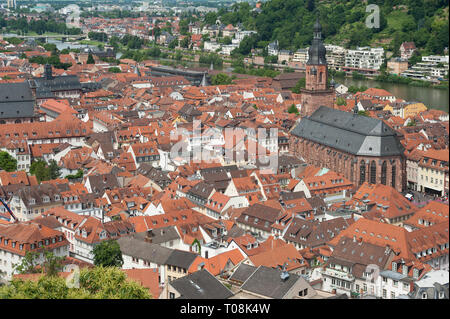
xmin=43 ymin=196 xmax=50 ymax=203
xmin=392 ymin=262 xmax=397 ymax=272
xmin=402 ymin=265 xmax=408 ymax=275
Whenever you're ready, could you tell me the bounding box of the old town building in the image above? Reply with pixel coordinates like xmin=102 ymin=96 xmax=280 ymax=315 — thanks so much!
xmin=299 ymin=18 xmax=335 ymax=117
xmin=290 ymin=106 xmax=407 ymax=192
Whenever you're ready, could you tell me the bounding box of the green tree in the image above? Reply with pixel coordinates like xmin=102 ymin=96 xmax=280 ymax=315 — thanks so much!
xmin=65 ymin=169 xmax=83 ymax=180
xmin=358 ymin=110 xmax=369 ymax=117
xmin=336 ymin=97 xmax=347 ymax=106
xmin=291 ymin=78 xmax=306 ymax=94
xmin=29 ymin=159 xmax=51 ymax=183
xmin=14 ymin=251 xmax=41 ymax=275
xmin=287 ymin=104 xmax=299 ymax=114
xmin=86 ymin=53 xmax=95 ymax=64
xmin=14 ymin=250 xmax=65 ymax=277
xmin=180 ymin=36 xmax=190 ymax=48
xmin=174 ymin=50 xmax=183 ymax=61
xmin=42 ymin=251 xmax=66 ymax=277
xmin=211 ymin=73 xmax=233 ymax=85
xmin=0 ymin=151 xmax=17 ymax=172
xmin=108 ymin=67 xmax=121 ymax=73
xmin=93 ymin=240 xmax=123 ymax=267
xmin=0 ymin=267 xmax=151 ymax=299
xmin=407 ymin=119 xmax=416 ymax=127
xmin=168 ymin=39 xmax=178 ymax=49
xmin=48 ymin=160 xmax=61 ymax=180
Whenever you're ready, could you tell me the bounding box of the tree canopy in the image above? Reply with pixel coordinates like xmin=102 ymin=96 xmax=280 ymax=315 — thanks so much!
xmin=0 ymin=267 xmax=151 ymax=299
xmin=93 ymin=240 xmax=124 ymax=267
xmin=208 ymin=0 xmax=449 ymax=55
xmin=0 ymin=152 xmax=17 ymax=172
xmin=29 ymin=159 xmax=60 ymax=183
xmin=211 ymin=73 xmax=234 ymax=85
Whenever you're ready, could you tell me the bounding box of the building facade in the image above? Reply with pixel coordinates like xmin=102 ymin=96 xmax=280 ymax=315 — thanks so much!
xmin=290 ymin=107 xmax=407 ymax=193
xmin=300 ymin=18 xmax=335 ymax=118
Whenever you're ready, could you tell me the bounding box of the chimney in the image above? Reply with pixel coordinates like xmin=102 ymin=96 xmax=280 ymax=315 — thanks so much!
xmin=145 ymin=229 xmax=153 ymax=243
xmin=353 ymin=235 xmax=356 ymax=242
xmin=44 ymin=64 xmax=53 ymax=80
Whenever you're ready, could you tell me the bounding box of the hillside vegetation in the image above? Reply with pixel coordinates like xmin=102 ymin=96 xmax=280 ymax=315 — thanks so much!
xmin=208 ymin=0 xmax=449 ymax=56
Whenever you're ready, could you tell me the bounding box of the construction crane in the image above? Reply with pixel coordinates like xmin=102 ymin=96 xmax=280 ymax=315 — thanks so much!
xmin=0 ymin=198 xmax=17 ymax=223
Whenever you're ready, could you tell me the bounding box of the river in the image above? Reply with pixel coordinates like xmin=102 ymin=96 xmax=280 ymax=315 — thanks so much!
xmin=3 ymin=34 xmax=448 ymax=111
xmin=339 ymin=77 xmax=449 ymax=112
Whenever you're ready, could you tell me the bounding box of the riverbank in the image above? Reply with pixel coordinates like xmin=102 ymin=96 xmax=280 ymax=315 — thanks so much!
xmin=338 ymin=76 xmax=449 ymax=112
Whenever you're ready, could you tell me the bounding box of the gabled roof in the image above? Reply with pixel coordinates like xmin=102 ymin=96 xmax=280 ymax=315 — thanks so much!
xmin=170 ymin=269 xmax=234 ymax=299
xmin=240 ymin=265 xmax=311 ymax=299
xmin=291 ymin=106 xmax=405 ymax=157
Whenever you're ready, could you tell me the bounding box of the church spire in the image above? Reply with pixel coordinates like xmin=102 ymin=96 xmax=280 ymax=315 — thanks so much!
xmin=313 ymin=16 xmax=322 ymax=40
xmin=354 ymin=96 xmax=359 ymax=114
xmin=307 ymin=17 xmax=327 ymax=65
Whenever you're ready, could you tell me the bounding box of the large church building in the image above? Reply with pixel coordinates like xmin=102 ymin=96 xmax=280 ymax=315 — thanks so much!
xmin=289 ymin=19 xmax=406 ymax=193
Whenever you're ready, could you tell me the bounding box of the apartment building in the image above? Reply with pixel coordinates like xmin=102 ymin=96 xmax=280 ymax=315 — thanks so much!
xmin=325 ymin=45 xmax=347 ymax=70
xmin=345 ymin=47 xmax=385 ymax=71
xmin=293 ymin=48 xmax=309 ymax=64
xmin=401 ymin=57 xmax=449 ymax=80
xmin=417 ymin=149 xmax=449 ymax=196
xmin=387 ymin=58 xmax=409 ymax=75
xmin=0 ymin=221 xmax=69 ymax=280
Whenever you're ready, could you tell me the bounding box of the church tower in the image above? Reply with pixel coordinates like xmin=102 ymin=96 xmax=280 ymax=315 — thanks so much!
xmin=300 ymin=18 xmax=335 ymax=117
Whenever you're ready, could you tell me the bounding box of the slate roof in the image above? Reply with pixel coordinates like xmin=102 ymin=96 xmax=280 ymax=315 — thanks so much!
xmin=165 ymin=249 xmax=199 ymax=269
xmin=134 ymin=226 xmax=180 ymax=245
xmin=171 ymin=269 xmax=234 ymax=299
xmin=307 ymin=18 xmax=327 ymax=65
xmin=240 ymin=265 xmax=307 ymax=299
xmin=229 ymin=263 xmax=257 ymax=284
xmin=0 ymin=82 xmax=35 ymax=119
xmin=291 ymin=106 xmax=405 ymax=157
xmin=28 ymin=74 xmax=82 ymax=97
xmin=117 ymin=235 xmax=173 ymax=265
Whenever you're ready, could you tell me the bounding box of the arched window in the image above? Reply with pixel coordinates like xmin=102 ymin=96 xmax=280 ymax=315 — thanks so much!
xmin=392 ymin=164 xmax=396 ymax=188
xmin=381 ymin=161 xmax=387 ymax=185
xmin=370 ymin=161 xmax=377 ymax=184
xmin=360 ymin=160 xmax=366 ymax=185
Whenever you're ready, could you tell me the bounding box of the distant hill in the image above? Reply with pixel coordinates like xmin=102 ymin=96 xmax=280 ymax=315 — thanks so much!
xmin=211 ymin=0 xmax=449 ymax=56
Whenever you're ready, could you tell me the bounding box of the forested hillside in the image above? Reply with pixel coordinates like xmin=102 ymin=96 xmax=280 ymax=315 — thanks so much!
xmin=206 ymin=0 xmax=449 ymax=56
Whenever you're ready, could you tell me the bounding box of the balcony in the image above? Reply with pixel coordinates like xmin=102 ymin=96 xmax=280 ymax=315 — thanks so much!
xmin=323 ymin=268 xmax=354 ymax=281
